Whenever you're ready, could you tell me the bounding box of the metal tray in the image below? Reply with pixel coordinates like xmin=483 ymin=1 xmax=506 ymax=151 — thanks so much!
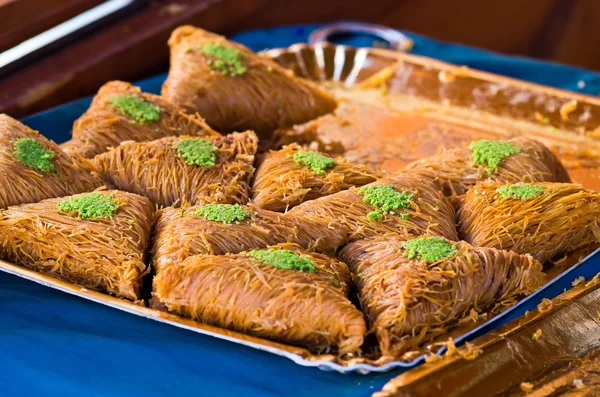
xmin=5 ymin=42 xmax=600 ymax=374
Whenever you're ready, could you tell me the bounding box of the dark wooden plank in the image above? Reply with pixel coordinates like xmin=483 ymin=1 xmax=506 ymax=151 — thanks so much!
xmin=548 ymin=0 xmax=600 ymax=75
xmin=0 ymin=0 xmax=242 ymax=117
xmin=2 ymin=0 xmax=600 ymax=117
xmin=227 ymin=0 xmax=557 ymax=57
xmin=0 ymin=0 xmax=105 ymax=52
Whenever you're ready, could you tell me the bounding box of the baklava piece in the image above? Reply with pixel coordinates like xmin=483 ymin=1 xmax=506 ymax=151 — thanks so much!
xmin=459 ymin=182 xmax=600 ymax=263
xmin=404 ymin=137 xmax=571 ymax=196
xmin=339 ymin=234 xmax=544 ymax=357
xmin=0 ymin=114 xmax=102 ymax=208
xmin=94 ymin=131 xmax=258 ymax=207
xmin=287 ymin=173 xmax=458 ymax=242
xmin=152 ymin=204 xmax=346 ymax=272
xmin=0 ymin=190 xmax=154 ymax=300
xmin=63 ymin=81 xmax=219 ymax=158
xmin=252 ymin=144 xmax=382 ymax=211
xmin=153 ymin=243 xmax=366 ymax=354
xmin=161 ymin=26 xmax=337 ymax=137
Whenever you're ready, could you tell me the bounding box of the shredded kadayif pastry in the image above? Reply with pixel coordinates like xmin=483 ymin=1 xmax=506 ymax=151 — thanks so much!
xmin=340 ymin=234 xmax=544 ymax=357
xmin=252 ymin=143 xmax=382 ymax=211
xmin=0 ymin=114 xmax=102 ymax=209
xmin=94 ymin=132 xmax=258 ymax=207
xmin=403 ymin=137 xmax=571 ymax=196
xmin=162 ymin=26 xmax=337 ymax=137
xmin=0 ymin=190 xmax=154 ymax=300
xmin=63 ymin=81 xmax=219 ymax=158
xmin=459 ymin=182 xmax=600 ymax=263
xmin=153 ymin=243 xmax=366 ymax=354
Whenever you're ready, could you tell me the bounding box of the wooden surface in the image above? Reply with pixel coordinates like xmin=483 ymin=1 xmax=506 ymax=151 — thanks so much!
xmin=0 ymin=0 xmax=105 ymax=52
xmin=226 ymin=0 xmax=600 ymax=71
xmin=0 ymin=0 xmax=233 ymax=117
xmin=1 ymin=0 xmax=599 ymax=117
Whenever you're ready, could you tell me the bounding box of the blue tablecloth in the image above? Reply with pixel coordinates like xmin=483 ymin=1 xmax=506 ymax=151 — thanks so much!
xmin=4 ymin=24 xmax=600 ymax=397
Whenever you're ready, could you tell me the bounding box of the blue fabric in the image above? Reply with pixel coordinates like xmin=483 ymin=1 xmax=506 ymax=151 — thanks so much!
xmin=4 ymin=24 xmax=600 ymax=397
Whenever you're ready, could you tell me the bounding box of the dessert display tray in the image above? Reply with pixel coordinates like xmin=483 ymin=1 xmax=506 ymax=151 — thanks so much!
xmin=7 ymin=42 xmax=600 ymax=374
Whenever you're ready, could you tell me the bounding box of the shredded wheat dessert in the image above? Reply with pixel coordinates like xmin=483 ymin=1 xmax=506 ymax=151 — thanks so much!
xmin=153 ymin=243 xmax=366 ymax=354
xmin=0 ymin=114 xmax=102 ymax=209
xmin=0 ymin=190 xmax=154 ymax=300
xmin=287 ymin=173 xmax=458 ymax=243
xmin=152 ymin=203 xmax=346 ymax=272
xmin=1 ymin=24 xmax=594 ymax=362
xmin=459 ymin=182 xmax=600 ymax=263
xmin=94 ymin=132 xmax=258 ymax=207
xmin=252 ymin=143 xmax=382 ymax=211
xmin=161 ymin=26 xmax=337 ymax=137
xmin=403 ymin=137 xmax=571 ymax=196
xmin=63 ymin=81 xmax=220 ymax=158
xmin=340 ymin=234 xmax=545 ymax=357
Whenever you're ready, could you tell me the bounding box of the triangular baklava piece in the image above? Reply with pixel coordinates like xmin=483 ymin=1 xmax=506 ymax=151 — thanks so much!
xmin=287 ymin=173 xmax=458 ymax=242
xmin=339 ymin=234 xmax=544 ymax=357
xmin=0 ymin=114 xmax=102 ymax=209
xmin=63 ymin=81 xmax=220 ymax=158
xmin=152 ymin=203 xmax=346 ymax=272
xmin=404 ymin=137 xmax=571 ymax=196
xmin=0 ymin=190 xmax=154 ymax=300
xmin=459 ymin=182 xmax=600 ymax=263
xmin=94 ymin=131 xmax=258 ymax=207
xmin=153 ymin=243 xmax=366 ymax=354
xmin=252 ymin=143 xmax=382 ymax=211
xmin=161 ymin=26 xmax=337 ymax=137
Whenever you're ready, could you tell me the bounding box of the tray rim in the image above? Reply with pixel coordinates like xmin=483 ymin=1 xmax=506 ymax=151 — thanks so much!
xmin=265 ymin=42 xmax=600 ymax=107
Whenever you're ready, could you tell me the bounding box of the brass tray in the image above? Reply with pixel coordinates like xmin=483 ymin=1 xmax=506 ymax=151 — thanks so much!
xmin=264 ymin=43 xmax=600 ymax=186
xmin=3 ymin=42 xmax=600 ymax=374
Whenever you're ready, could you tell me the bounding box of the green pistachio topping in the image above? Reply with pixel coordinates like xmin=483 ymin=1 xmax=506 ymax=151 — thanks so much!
xmin=107 ymin=95 xmax=162 ymax=124
xmin=57 ymin=193 xmax=118 ymax=220
xmin=199 ymin=43 xmax=247 ymax=76
xmin=359 ymin=184 xmax=413 ymax=221
xmin=195 ymin=203 xmax=249 ymax=223
xmin=13 ymin=138 xmax=55 ymax=173
xmin=470 ymin=140 xmax=522 ymax=173
xmin=366 ymin=211 xmax=383 ymax=221
xmin=174 ymin=138 xmax=218 ymax=166
xmin=402 ymin=236 xmax=458 ymax=263
xmin=247 ymin=249 xmax=316 ymax=273
xmin=293 ymin=150 xmax=335 ymax=175
xmin=496 ymin=183 xmax=546 ymax=200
